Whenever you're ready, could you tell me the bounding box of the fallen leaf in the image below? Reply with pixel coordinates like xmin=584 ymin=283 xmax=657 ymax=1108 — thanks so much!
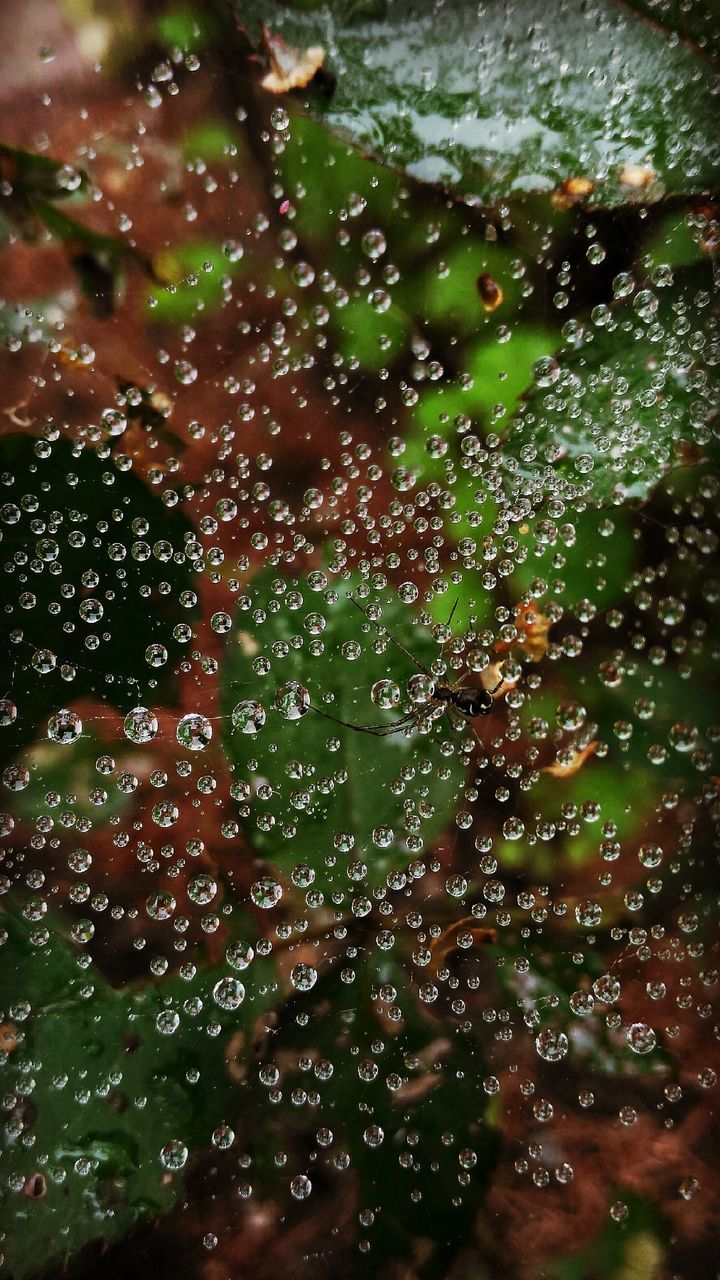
xmin=392 ymin=1073 xmax=442 ymax=1105
xmin=2 ymin=403 xmax=32 ymax=428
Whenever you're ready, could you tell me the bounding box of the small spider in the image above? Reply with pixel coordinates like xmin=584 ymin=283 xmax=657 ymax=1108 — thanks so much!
xmin=312 ymin=594 xmax=504 ymax=738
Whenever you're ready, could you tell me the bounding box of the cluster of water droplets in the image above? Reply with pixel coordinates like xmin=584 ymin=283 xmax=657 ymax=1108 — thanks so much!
xmin=0 ymin=24 xmax=717 ymax=1278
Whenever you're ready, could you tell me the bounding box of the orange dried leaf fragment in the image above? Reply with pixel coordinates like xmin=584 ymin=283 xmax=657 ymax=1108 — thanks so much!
xmin=551 ymin=176 xmax=595 ymax=210
xmin=0 ymin=1024 xmax=18 ymax=1054
xmin=260 ymin=24 xmax=325 ymax=94
xmin=543 ymin=740 xmax=599 ymax=778
xmin=496 ymin=600 xmax=551 ymax=663
xmin=481 ymin=661 xmax=515 ymax=696
xmin=476 ymin=272 xmax=504 ymax=312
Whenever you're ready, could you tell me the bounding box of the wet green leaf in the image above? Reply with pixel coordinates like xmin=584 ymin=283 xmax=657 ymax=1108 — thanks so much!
xmin=502 ymin=266 xmax=718 ymax=505
xmin=248 ymin=961 xmax=500 ymax=1276
xmin=220 ymin=572 xmax=465 ymax=892
xmin=240 ymin=0 xmax=720 ymax=206
xmin=147 ymin=240 xmax=244 ymax=324
xmin=0 ymin=903 xmax=277 ymax=1278
xmin=0 ymin=435 xmax=195 ymax=764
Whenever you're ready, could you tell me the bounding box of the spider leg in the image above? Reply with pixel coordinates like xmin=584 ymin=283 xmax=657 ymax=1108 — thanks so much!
xmin=372 ymin=713 xmax=420 ymax=738
xmin=347 ymin=594 xmax=431 ymax=675
xmin=447 ymin=666 xmax=470 ymax=693
xmin=435 ymin=596 xmax=461 ymax=682
xmin=362 ymin=710 xmax=419 ymax=736
xmin=310 ymin=705 xmax=418 ymax=736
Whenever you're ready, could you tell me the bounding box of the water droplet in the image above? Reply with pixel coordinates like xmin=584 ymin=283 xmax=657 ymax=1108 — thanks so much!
xmin=290 ymin=1174 xmax=312 ymax=1200
xmin=290 ymin=963 xmax=317 ymax=992
xmin=535 ymin=1028 xmax=569 ymax=1062
xmin=124 ymin=706 xmax=158 ymax=744
xmin=626 ymin=1022 xmax=656 ymax=1055
xmin=273 ymin=682 xmax=310 ymax=720
xmin=532 ymin=355 xmax=560 ymax=387
xmin=188 ymin=874 xmax=217 ymax=905
xmin=232 ymin=700 xmax=266 ymax=735
xmin=47 ymin=709 xmax=82 ymax=745
xmin=160 ymin=1140 xmax=188 ymax=1170
xmin=176 ymin=713 xmax=213 ymax=750
xmin=361 ymin=229 xmax=386 ymax=260
xmin=212 ymin=977 xmax=245 ymax=1010
xmin=371 ymin=679 xmax=401 ymax=710
xmin=251 ymin=877 xmax=283 ymax=910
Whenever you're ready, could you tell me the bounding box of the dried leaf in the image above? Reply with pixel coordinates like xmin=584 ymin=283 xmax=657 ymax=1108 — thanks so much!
xmin=260 ymin=24 xmax=325 ymax=94
xmin=496 ymin=600 xmax=551 ymax=663
xmin=481 ymin=661 xmax=515 ymax=696
xmin=551 ymin=176 xmax=595 ymax=210
xmin=0 ymin=1024 xmax=18 ymax=1054
xmin=392 ymin=1073 xmax=442 ymax=1105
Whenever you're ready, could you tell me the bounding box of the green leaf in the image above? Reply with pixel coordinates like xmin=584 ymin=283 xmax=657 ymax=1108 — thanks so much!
xmin=0 ymin=903 xmax=277 ymax=1278
xmin=278 ymin=114 xmax=399 ymax=261
xmin=501 ymin=267 xmax=718 ymax=505
xmin=0 ymin=148 xmax=148 ymax=316
xmin=154 ymin=6 xmax=220 ymax=52
xmin=219 ymin=571 xmax=466 ymax=893
xmin=181 ymin=120 xmax=244 ymax=163
xmin=332 ymin=294 xmax=409 ymax=368
xmin=396 ymin=239 xmax=525 ymax=339
xmin=240 ymin=0 xmax=720 ymax=206
xmin=246 ymin=961 xmax=499 ymax=1276
xmin=0 ymin=143 xmax=86 ymax=204
xmin=643 ymin=208 xmax=710 ymax=271
xmin=508 ymin=506 xmax=636 ymax=616
xmin=0 ymin=435 xmax=196 ymax=763
xmin=623 ymin=0 xmax=720 ymax=62
xmin=147 ymin=240 xmax=244 ymax=324
xmin=550 ymin=1194 xmax=665 ymax=1280
xmin=6 ymin=733 xmax=132 ymax=827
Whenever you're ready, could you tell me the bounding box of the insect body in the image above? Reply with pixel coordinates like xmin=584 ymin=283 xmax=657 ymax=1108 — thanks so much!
xmin=310 ymin=594 xmax=502 ymax=739
xmin=434 ymin=684 xmax=494 ymax=718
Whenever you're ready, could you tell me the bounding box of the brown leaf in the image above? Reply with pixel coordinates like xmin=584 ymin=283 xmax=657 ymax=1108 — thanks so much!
xmin=481 ymin=661 xmax=515 ymax=696
xmin=429 ymin=918 xmax=497 ymax=974
xmin=392 ymin=1073 xmax=442 ymax=1105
